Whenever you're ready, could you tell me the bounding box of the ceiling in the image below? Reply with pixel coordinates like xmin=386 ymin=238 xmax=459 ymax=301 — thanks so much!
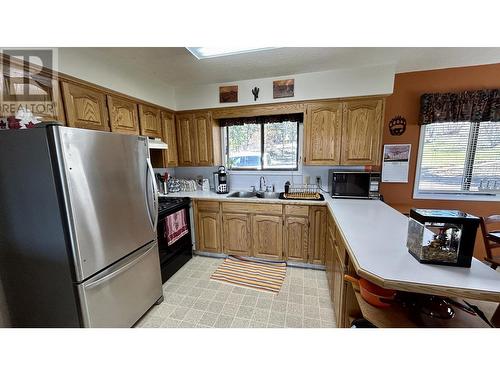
xmin=60 ymin=47 xmax=500 ymax=88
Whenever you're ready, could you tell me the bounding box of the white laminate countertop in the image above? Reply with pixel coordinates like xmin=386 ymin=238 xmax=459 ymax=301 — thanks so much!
xmin=160 ymin=190 xmax=500 ymax=301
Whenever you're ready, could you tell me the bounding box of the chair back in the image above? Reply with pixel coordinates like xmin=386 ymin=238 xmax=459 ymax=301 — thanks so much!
xmin=480 ymin=215 xmax=500 ymax=260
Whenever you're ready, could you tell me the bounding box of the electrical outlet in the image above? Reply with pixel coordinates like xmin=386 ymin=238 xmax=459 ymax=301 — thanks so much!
xmin=316 ymin=176 xmax=321 ymax=186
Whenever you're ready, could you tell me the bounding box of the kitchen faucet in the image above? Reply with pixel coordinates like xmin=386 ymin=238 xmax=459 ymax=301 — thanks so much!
xmin=259 ymin=176 xmax=267 ymax=192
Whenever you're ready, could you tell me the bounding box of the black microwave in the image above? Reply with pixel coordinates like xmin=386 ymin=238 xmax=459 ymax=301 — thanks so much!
xmin=328 ymin=171 xmax=380 ymax=199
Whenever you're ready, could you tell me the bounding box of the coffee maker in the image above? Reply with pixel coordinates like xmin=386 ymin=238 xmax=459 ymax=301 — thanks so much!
xmin=213 ymin=165 xmax=229 ymax=194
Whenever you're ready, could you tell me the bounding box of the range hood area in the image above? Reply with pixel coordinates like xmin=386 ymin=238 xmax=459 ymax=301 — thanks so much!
xmin=147 ymin=137 xmax=168 ymax=150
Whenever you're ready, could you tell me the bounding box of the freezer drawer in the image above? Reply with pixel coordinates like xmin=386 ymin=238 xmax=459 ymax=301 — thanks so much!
xmin=78 ymin=241 xmax=162 ymax=328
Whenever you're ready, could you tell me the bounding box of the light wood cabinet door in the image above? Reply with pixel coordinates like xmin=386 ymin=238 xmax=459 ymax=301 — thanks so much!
xmin=161 ymin=111 xmax=178 ymax=167
xmin=284 ymin=216 xmax=309 ymax=262
xmin=197 ymin=211 xmax=221 ymax=253
xmin=107 ymin=95 xmax=139 ymax=135
xmin=309 ymin=206 xmax=327 ymax=265
xmin=61 ymin=82 xmax=109 ymax=131
xmin=193 ymin=112 xmax=214 ymax=166
xmin=176 ymin=114 xmax=195 ymax=166
xmin=222 ymin=213 xmax=251 ymax=256
xmin=341 ymin=99 xmax=384 ymax=166
xmin=332 ymin=244 xmax=346 ymax=325
xmin=325 ymin=224 xmax=335 ymax=292
xmin=138 ymin=104 xmax=162 ymax=138
xmin=304 ymin=102 xmax=342 ymax=165
xmin=252 ymin=215 xmax=283 ymax=260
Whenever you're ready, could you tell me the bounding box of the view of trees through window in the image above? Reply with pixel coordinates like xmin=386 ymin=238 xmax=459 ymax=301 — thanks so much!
xmin=417 ymin=121 xmax=500 ymax=194
xmin=227 ymin=121 xmax=298 ymax=170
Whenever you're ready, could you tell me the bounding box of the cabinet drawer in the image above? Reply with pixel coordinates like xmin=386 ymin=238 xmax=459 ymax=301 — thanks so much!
xmin=284 ymin=205 xmax=309 ymax=217
xmin=222 ymin=202 xmax=282 ymax=215
xmin=196 ymin=200 xmax=220 ymax=212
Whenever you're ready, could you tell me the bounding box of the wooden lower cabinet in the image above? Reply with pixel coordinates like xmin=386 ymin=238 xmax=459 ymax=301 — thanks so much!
xmin=222 ymin=213 xmax=252 ymax=256
xmin=284 ymin=216 xmax=309 ymax=262
xmin=252 ymin=214 xmax=283 ymax=260
xmin=332 ymin=246 xmax=347 ymax=325
xmin=325 ymin=223 xmax=335 ymax=291
xmin=308 ymin=206 xmax=327 ymax=264
xmin=197 ymin=211 xmax=221 ymax=253
xmin=326 ymin=209 xmax=349 ymax=327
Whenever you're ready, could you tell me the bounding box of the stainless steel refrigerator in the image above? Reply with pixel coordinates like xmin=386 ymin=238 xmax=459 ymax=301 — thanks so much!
xmin=0 ymin=123 xmax=163 ymax=327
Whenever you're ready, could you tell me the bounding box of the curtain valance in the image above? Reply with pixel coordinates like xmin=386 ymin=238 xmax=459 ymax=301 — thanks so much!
xmin=419 ymin=89 xmax=500 ymax=125
xmin=219 ymin=113 xmax=303 ymax=127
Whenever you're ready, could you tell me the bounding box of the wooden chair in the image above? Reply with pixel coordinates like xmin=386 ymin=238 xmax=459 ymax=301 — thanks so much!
xmin=479 ymin=215 xmax=500 ymax=270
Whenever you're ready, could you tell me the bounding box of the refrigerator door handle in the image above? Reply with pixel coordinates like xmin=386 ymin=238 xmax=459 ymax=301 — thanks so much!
xmin=146 ymin=157 xmax=159 ymax=231
xmin=84 ymin=242 xmax=155 ymax=289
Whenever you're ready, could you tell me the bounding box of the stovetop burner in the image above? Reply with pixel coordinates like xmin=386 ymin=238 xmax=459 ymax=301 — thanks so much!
xmin=158 ymin=196 xmax=190 ymax=215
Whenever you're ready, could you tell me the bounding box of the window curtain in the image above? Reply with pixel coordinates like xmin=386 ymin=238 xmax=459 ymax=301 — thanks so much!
xmin=419 ymin=89 xmax=500 ymax=125
xmin=219 ymin=113 xmax=303 ymax=127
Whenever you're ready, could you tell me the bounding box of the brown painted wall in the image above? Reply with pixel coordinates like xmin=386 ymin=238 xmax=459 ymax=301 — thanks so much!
xmin=380 ymin=63 xmax=500 ymax=259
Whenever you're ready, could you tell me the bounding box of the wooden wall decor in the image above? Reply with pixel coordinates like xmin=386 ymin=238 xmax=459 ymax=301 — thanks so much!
xmin=388 ymin=115 xmax=407 ymax=136
xmin=219 ymin=85 xmax=238 ymax=103
xmin=273 ymin=79 xmax=294 ymax=99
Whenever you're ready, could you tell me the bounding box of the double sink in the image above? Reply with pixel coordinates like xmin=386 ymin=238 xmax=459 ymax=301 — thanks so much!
xmin=227 ymin=191 xmax=281 ymax=199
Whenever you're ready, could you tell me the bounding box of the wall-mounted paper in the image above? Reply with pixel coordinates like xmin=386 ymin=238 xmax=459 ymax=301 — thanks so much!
xmin=382 ymin=144 xmax=411 ymax=183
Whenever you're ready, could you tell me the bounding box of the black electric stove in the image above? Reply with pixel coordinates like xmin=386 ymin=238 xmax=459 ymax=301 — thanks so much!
xmin=157 ymin=197 xmax=192 ymax=283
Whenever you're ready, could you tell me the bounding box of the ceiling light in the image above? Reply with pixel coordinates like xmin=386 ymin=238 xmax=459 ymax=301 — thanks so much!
xmin=186 ymin=47 xmax=277 ymax=59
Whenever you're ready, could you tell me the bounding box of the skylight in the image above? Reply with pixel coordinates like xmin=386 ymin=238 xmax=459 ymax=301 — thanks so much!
xmin=186 ymin=47 xmax=277 ymax=59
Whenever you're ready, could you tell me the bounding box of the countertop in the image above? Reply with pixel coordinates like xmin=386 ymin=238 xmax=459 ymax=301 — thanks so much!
xmin=160 ymin=190 xmax=500 ymax=302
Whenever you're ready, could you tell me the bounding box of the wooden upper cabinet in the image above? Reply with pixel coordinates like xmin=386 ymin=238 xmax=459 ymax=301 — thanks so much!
xmin=252 ymin=214 xmax=283 ymax=260
xmin=304 ymin=102 xmax=342 ymax=165
xmin=309 ymin=206 xmax=327 ymax=265
xmin=138 ymin=104 xmax=162 ymax=138
xmin=222 ymin=213 xmax=252 ymax=256
xmin=341 ymin=99 xmax=384 ymax=166
xmin=161 ymin=111 xmax=178 ymax=167
xmin=107 ymin=95 xmax=139 ymax=135
xmin=193 ymin=112 xmax=214 ymax=166
xmin=176 ymin=113 xmax=195 ymax=166
xmin=61 ymin=81 xmax=109 ymax=131
xmin=284 ymin=216 xmax=309 ymax=262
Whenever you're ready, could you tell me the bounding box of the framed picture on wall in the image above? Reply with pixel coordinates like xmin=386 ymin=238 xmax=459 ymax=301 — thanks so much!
xmin=219 ymin=85 xmax=238 ymax=103
xmin=273 ymin=79 xmax=294 ymax=98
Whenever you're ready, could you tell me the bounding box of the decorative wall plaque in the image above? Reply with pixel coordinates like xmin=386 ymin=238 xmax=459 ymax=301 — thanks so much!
xmin=388 ymin=115 xmax=407 ymax=136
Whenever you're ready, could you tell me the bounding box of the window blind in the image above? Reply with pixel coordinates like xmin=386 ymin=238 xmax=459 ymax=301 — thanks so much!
xmin=416 ymin=121 xmax=500 ymax=195
xmin=470 ymin=122 xmax=500 ymax=191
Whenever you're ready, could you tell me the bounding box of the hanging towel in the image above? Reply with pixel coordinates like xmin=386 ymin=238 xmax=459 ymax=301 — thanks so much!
xmin=165 ymin=209 xmax=189 ymax=246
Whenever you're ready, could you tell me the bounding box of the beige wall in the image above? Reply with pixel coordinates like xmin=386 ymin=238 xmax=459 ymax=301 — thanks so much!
xmin=174 ymin=64 xmax=396 ymax=110
xmin=58 ymin=48 xmax=177 ymax=109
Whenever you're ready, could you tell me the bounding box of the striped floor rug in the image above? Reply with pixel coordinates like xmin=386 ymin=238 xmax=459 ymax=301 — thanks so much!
xmin=210 ymin=256 xmax=286 ymax=294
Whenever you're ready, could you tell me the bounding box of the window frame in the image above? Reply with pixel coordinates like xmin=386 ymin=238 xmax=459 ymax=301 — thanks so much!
xmin=223 ymin=120 xmax=301 ymax=173
xmin=413 ymin=122 xmax=500 ymax=202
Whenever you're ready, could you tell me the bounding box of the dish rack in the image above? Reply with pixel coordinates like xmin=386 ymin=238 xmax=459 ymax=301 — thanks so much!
xmin=280 ymin=183 xmax=324 ymax=201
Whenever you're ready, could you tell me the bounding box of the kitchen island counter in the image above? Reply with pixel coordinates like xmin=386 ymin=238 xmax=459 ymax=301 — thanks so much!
xmin=161 ymin=190 xmax=500 ymax=302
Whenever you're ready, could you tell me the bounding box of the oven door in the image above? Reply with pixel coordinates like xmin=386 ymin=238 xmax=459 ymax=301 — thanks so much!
xmin=332 ymin=172 xmax=371 ymax=198
xmin=157 ymin=207 xmax=191 ymax=265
